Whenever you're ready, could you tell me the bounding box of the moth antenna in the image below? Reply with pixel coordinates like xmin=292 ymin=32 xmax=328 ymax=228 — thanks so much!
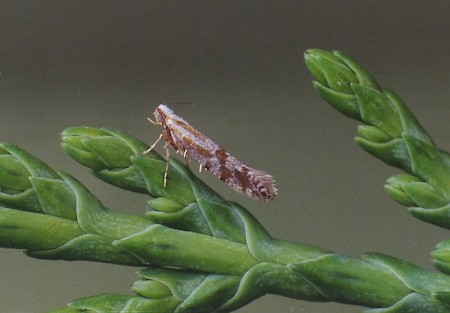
xmin=169 ymin=102 xmax=196 ymax=109
xmin=147 ymin=117 xmax=161 ymax=125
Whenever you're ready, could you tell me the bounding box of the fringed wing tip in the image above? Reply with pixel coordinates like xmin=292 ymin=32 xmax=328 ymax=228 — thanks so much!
xmin=252 ymin=169 xmax=278 ymax=201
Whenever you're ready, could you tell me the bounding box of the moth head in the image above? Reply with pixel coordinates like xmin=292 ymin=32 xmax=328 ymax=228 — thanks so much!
xmin=154 ymin=104 xmax=173 ymax=123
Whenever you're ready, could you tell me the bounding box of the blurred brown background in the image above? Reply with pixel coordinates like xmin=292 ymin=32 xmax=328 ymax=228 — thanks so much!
xmin=0 ymin=1 xmax=449 ymax=312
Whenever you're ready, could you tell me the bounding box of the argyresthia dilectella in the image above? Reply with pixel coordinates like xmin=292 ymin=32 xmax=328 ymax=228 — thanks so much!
xmin=145 ymin=104 xmax=277 ymax=201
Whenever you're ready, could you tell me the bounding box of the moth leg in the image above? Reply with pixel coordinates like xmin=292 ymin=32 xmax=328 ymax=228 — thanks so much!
xmin=182 ymin=149 xmax=190 ymax=165
xmin=199 ymin=163 xmax=203 ymax=172
xmin=142 ymin=132 xmax=164 ymax=154
xmin=163 ymin=142 xmax=171 ymax=187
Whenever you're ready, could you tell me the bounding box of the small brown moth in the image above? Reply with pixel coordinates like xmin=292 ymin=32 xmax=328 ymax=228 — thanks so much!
xmin=144 ymin=104 xmax=277 ymax=201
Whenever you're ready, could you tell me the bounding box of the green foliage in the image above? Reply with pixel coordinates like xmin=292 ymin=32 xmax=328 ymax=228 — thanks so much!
xmin=1 ymin=49 xmax=450 ymax=312
xmin=305 ymin=49 xmax=450 ymax=224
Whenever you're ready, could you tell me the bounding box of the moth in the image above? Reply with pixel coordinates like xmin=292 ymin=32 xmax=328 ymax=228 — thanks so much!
xmin=144 ymin=104 xmax=277 ymax=201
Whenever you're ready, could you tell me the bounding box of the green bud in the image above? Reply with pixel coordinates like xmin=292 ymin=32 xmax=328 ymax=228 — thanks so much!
xmin=148 ymin=197 xmax=184 ymax=213
xmin=305 ymin=49 xmax=357 ymax=94
xmin=358 ymin=125 xmax=391 ymax=143
xmin=364 ymin=293 xmax=450 ymax=313
xmin=93 ymin=164 xmax=149 ymax=194
xmin=385 ymin=174 xmax=422 ymax=206
xmin=434 ymin=291 xmax=450 ymax=308
xmin=403 ymin=182 xmax=448 ymax=208
xmin=355 ymin=137 xmax=412 ymax=173
xmin=291 ymin=254 xmax=410 ymax=308
xmin=60 ymin=172 xmax=153 ymax=239
xmin=432 ymin=240 xmax=450 ymax=275
xmin=61 ymin=127 xmax=136 ymax=170
xmin=146 ymin=202 xmax=212 ymax=235
xmin=332 ymin=50 xmax=379 ymax=89
xmin=27 ymin=233 xmax=144 ymax=266
xmin=131 ymin=156 xmax=196 ymax=205
xmin=177 ymin=274 xmax=241 ymax=312
xmin=29 ymin=176 xmax=77 ymax=220
xmin=305 ymin=49 xmax=387 ymax=122
xmin=385 ymin=174 xmax=448 ymax=209
xmin=0 ymin=207 xmax=83 ymax=250
xmin=312 ymin=81 xmax=361 ymax=120
xmin=384 ymin=90 xmax=434 ymax=146
xmin=363 ymin=252 xmax=450 ymax=296
xmin=132 ymin=280 xmax=172 ymax=299
xmin=0 ymin=144 xmax=57 ymax=178
xmin=62 ymin=127 xmax=166 ymax=194
xmin=136 ymin=267 xmax=241 ymax=312
xmin=409 ymin=204 xmax=450 ymax=229
xmin=67 ymin=294 xmax=133 ymax=312
xmin=305 ymin=49 xmax=343 ymax=86
xmin=0 ymin=143 xmax=59 ymax=212
xmin=352 ymin=85 xmax=403 ymax=139
xmin=404 ymin=134 xmax=450 ymax=199
xmin=0 ymin=151 xmax=32 ymax=192
xmin=137 ymin=267 xmax=207 ymax=300
xmin=122 ymin=296 xmax=179 ymax=312
xmin=50 ymin=292 xmax=181 ymax=313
